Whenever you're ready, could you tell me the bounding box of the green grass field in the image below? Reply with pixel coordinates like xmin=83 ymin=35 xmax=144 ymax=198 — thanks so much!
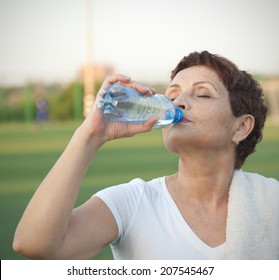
xmin=0 ymin=121 xmax=278 ymax=260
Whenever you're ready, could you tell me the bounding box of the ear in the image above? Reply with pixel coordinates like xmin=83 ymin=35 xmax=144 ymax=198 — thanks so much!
xmin=232 ymin=114 xmax=255 ymax=144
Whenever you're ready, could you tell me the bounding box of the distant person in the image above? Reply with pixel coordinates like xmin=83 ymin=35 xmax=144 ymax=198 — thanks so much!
xmin=13 ymin=51 xmax=279 ymax=259
xmin=35 ymin=96 xmax=49 ymax=127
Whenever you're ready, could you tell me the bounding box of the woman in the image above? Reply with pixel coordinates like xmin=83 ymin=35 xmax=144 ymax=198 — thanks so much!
xmin=13 ymin=51 xmax=279 ymax=260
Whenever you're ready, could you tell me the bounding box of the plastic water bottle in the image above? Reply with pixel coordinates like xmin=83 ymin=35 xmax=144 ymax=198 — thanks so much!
xmin=96 ymin=84 xmax=184 ymax=128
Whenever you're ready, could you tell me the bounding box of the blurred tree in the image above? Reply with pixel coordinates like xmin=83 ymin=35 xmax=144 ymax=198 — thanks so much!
xmin=73 ymin=81 xmax=84 ymax=121
xmin=24 ymin=83 xmax=34 ymax=122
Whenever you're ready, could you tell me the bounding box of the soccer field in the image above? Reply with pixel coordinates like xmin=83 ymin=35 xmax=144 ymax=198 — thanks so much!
xmin=0 ymin=121 xmax=278 ymax=259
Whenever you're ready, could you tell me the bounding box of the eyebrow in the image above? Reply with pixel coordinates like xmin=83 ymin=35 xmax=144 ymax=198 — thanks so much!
xmin=193 ymin=81 xmax=219 ymax=93
xmin=167 ymin=84 xmax=180 ymax=89
xmin=168 ymin=81 xmax=218 ymax=92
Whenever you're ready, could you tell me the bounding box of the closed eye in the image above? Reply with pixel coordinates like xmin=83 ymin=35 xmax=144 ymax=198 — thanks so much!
xmin=194 ymin=86 xmax=213 ymax=99
xmin=198 ymin=95 xmax=211 ymax=98
xmin=166 ymin=95 xmax=177 ymax=101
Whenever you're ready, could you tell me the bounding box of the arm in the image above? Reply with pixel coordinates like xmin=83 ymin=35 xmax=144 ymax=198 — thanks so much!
xmin=13 ymin=75 xmax=157 ymax=259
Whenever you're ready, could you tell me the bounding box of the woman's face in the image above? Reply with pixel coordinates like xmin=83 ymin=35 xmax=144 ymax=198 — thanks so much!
xmin=163 ymin=65 xmax=238 ymax=153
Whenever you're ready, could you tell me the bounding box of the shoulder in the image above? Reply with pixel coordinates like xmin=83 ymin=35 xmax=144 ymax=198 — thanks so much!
xmin=94 ymin=177 xmax=165 ymax=203
xmin=231 ymin=169 xmax=279 ymax=201
xmin=235 ymin=169 xmax=279 ymax=188
xmin=93 ymin=177 xmax=166 ymax=244
xmin=228 ymin=169 xmax=279 ymax=222
xmin=227 ymin=170 xmax=279 ymax=259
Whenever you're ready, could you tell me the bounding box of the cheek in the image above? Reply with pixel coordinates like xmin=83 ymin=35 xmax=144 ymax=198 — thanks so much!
xmin=198 ymin=111 xmax=235 ymax=145
xmin=200 ymin=105 xmax=233 ymax=129
xmin=199 ymin=115 xmax=232 ymax=137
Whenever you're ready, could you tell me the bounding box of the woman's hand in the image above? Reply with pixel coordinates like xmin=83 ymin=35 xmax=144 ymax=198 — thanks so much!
xmin=81 ymin=74 xmax=158 ymax=144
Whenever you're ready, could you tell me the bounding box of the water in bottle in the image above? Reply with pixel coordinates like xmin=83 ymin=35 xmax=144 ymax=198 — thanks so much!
xmin=96 ymin=84 xmax=184 ymax=128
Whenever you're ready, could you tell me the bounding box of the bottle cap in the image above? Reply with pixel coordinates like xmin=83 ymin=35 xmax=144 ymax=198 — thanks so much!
xmin=172 ymin=108 xmax=184 ymax=124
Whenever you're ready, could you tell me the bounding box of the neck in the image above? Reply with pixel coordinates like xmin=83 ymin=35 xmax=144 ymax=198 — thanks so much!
xmin=170 ymin=149 xmax=235 ymax=205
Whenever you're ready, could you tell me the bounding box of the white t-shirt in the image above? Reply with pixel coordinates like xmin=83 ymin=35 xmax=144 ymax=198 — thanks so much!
xmin=94 ymin=177 xmax=225 ymax=260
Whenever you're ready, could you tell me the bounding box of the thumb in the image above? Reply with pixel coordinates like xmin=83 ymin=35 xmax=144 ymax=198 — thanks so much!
xmin=127 ymin=117 xmax=159 ymax=137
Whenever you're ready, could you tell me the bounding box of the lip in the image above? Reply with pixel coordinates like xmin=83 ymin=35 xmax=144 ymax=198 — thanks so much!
xmin=179 ymin=117 xmax=192 ymax=124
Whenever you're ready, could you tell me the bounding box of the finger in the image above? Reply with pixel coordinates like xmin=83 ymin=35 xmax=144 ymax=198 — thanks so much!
xmin=106 ymin=74 xmax=131 ymax=85
xmin=123 ymin=81 xmax=156 ymax=96
xmin=97 ymin=74 xmax=131 ymax=97
xmin=127 ymin=117 xmax=159 ymax=137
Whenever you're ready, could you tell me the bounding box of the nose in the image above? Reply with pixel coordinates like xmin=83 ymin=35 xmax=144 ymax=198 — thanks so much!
xmin=177 ymin=104 xmax=186 ymax=110
xmin=172 ymin=95 xmax=189 ymax=110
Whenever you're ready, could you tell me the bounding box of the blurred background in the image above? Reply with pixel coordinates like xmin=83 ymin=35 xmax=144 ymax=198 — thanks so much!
xmin=0 ymin=0 xmax=279 ymax=260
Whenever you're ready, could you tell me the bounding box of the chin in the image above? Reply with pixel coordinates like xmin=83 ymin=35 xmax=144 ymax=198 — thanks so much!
xmin=163 ymin=132 xmax=185 ymax=154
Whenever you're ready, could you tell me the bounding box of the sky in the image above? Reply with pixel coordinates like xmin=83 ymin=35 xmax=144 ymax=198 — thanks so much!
xmin=0 ymin=0 xmax=279 ymax=86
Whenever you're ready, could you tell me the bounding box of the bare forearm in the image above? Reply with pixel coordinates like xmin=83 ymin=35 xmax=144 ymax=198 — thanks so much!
xmin=13 ymin=74 xmax=157 ymax=259
xmin=13 ymin=125 xmax=104 ymax=258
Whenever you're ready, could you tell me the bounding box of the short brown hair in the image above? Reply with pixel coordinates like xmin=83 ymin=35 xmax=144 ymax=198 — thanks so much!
xmin=171 ymin=51 xmax=268 ymax=169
